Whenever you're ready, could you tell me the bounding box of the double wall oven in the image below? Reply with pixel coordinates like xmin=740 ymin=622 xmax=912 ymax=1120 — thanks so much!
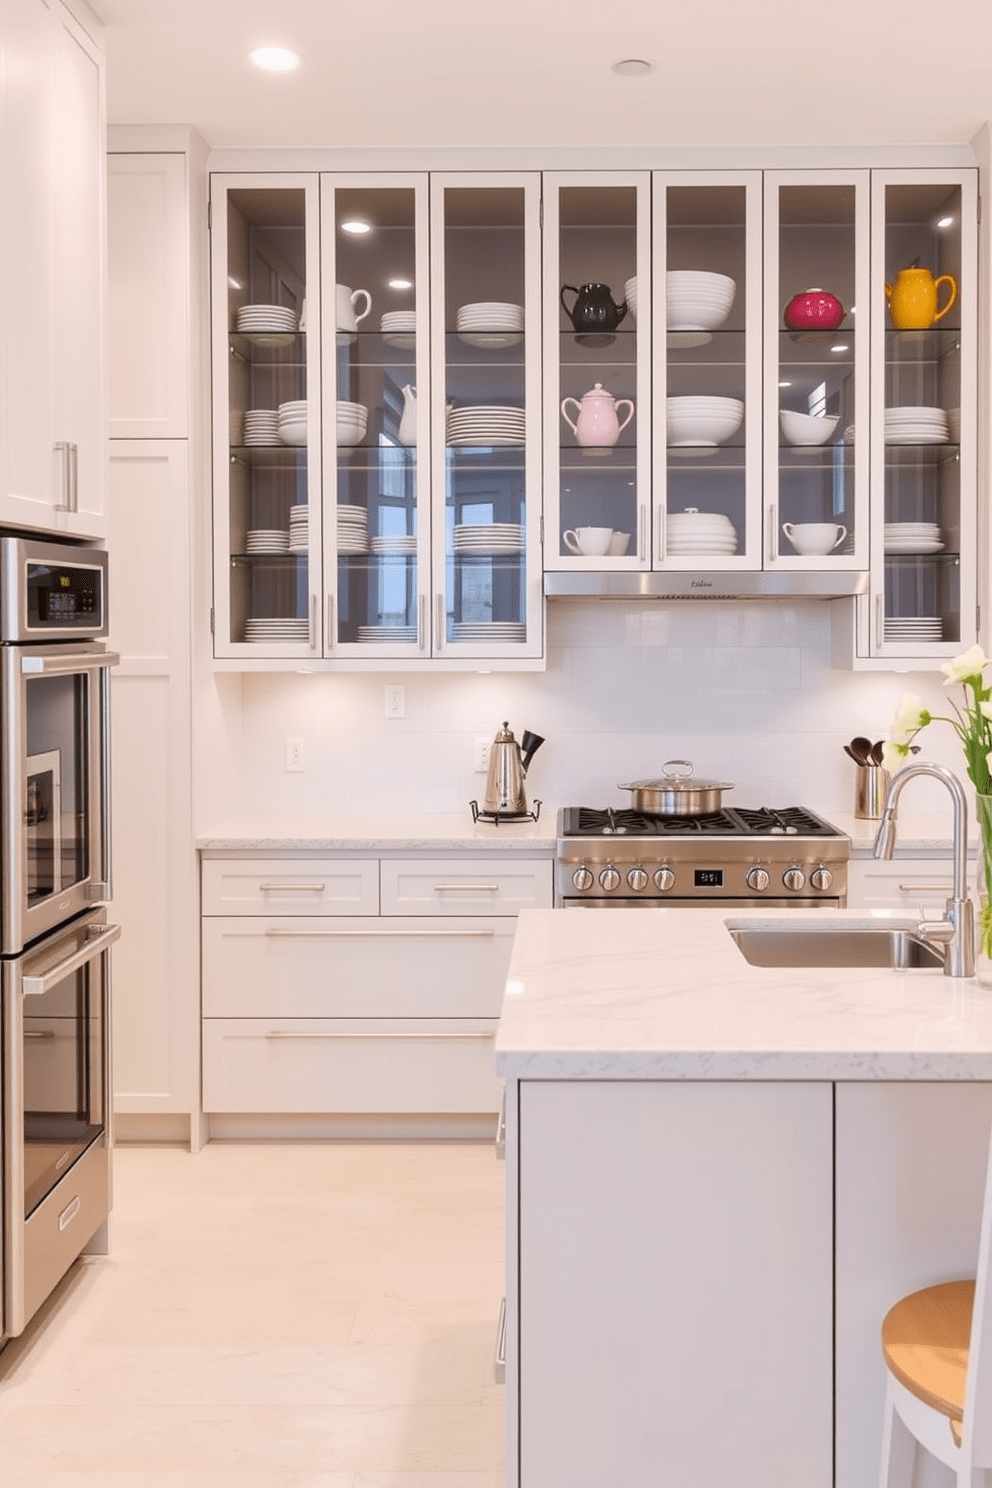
xmin=1 ymin=538 xmax=118 ymax=1346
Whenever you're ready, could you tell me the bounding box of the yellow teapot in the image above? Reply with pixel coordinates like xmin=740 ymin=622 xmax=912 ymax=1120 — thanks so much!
xmin=885 ymin=263 xmax=957 ymax=329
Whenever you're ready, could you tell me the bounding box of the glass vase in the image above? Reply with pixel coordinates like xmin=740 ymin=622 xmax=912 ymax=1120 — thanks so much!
xmin=975 ymin=795 xmax=992 ymax=987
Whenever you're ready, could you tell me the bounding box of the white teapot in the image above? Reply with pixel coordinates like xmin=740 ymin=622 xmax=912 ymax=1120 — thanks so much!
xmin=398 ymin=384 xmax=417 ymax=446
xmin=561 ymin=382 xmax=634 ymax=448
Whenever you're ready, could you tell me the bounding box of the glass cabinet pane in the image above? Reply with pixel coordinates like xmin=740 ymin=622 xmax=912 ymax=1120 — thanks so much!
xmin=878 ymin=179 xmax=965 ymax=650
xmin=435 ymin=180 xmax=536 ymax=651
xmin=325 ymin=183 xmax=425 ymax=651
xmin=551 ymin=181 xmax=644 ymax=565
xmin=222 ymin=183 xmax=314 ymax=649
xmin=658 ymin=180 xmax=755 ymax=567
xmin=773 ymin=180 xmax=863 ymax=564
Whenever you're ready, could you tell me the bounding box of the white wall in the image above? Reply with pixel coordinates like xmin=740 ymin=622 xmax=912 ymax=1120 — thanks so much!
xmin=196 ymin=599 xmax=966 ymax=822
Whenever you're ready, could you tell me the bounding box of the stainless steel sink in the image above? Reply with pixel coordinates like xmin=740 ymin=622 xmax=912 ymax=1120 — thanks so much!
xmin=728 ymin=925 xmax=945 ymax=970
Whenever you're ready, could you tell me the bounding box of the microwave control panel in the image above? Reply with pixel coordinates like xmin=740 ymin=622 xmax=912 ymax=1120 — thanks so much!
xmin=27 ymin=563 xmax=103 ymax=630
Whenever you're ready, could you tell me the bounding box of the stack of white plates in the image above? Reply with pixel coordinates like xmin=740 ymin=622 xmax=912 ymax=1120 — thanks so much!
xmin=357 ymin=624 xmax=417 ymax=643
xmin=884 ymin=616 xmax=943 ymax=642
xmin=453 ymin=523 xmax=524 ymax=553
xmin=371 ymin=535 xmax=417 ymax=554
xmin=236 ymin=304 xmax=297 ymax=334
xmin=245 ymin=529 xmax=289 ymax=554
xmin=337 ymin=400 xmax=368 ymax=447
xmin=337 ymin=504 xmax=369 ymax=553
xmin=243 ymin=409 xmax=280 ymax=446
xmin=456 ymin=302 xmax=523 ymax=348
xmin=884 ymin=522 xmax=943 ymax=554
xmin=243 ymin=617 xmax=309 ymax=643
xmin=278 ymin=400 xmax=307 ymax=447
xmin=947 ymin=407 xmax=961 ymax=441
xmin=884 ymin=406 xmax=948 ymax=444
xmin=625 ymin=276 xmax=637 ymax=321
xmin=288 ymin=507 xmax=309 ymax=552
xmin=381 ymin=311 xmax=416 ymax=348
xmin=666 ymin=507 xmax=739 ymax=555
xmin=451 ymin=621 xmax=526 ymax=642
xmin=447 ymin=405 xmax=525 ymax=446
xmin=667 ymin=271 xmax=736 ymax=331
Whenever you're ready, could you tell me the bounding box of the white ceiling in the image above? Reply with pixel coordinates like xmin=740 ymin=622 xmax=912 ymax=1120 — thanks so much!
xmin=94 ymin=0 xmax=992 ymax=153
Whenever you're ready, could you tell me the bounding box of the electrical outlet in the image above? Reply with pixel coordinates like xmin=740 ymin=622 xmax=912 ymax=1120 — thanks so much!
xmin=385 ymin=684 xmax=406 ymax=719
xmin=285 ymin=736 xmax=305 ymax=772
xmin=474 ymin=736 xmax=492 ymax=772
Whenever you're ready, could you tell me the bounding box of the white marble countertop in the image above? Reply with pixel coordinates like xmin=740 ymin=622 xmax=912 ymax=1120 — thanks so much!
xmin=833 ymin=810 xmax=958 ymax=854
xmin=196 ymin=810 xmax=558 ymax=852
xmin=495 ymin=906 xmax=992 ymax=1081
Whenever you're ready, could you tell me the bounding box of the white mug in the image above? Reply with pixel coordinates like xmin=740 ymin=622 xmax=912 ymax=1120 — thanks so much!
xmin=607 ymin=531 xmax=631 ymax=556
xmin=336 ymin=284 xmax=372 ymax=333
xmin=564 ymin=526 xmax=613 ymax=556
xmin=782 ymin=521 xmax=847 ymax=556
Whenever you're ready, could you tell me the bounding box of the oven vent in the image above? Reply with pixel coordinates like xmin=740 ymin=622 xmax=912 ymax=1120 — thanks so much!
xmin=545 ymin=570 xmax=869 ymax=601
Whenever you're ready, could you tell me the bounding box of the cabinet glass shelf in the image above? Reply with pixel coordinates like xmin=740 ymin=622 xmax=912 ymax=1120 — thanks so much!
xmin=230 ymin=446 xmax=308 ymax=466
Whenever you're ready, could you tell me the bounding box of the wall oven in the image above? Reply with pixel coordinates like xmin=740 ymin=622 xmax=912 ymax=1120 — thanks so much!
xmin=0 ymin=537 xmax=118 ymax=1347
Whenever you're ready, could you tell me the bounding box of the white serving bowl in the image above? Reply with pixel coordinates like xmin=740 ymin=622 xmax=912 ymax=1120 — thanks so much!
xmin=779 ymin=409 xmax=839 ymax=447
xmin=666 ymin=271 xmax=736 ymax=331
xmin=279 ymin=423 xmax=308 ymax=447
xmin=336 ymin=422 xmax=366 ymax=447
xmin=667 ymin=396 xmax=743 ymax=447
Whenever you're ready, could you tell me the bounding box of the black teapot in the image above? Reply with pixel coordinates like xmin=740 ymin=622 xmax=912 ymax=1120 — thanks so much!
xmin=560 ymin=282 xmax=629 ymax=334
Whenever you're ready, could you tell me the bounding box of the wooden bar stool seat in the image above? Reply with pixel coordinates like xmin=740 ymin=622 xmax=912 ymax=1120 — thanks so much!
xmin=882 ymin=1279 xmax=972 ymax=1450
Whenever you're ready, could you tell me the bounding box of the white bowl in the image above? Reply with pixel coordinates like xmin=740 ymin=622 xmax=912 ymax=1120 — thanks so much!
xmin=666 ymin=272 xmax=736 ymax=331
xmin=279 ymin=424 xmax=308 ymax=447
xmin=336 ymin=424 xmax=366 ymax=447
xmin=779 ymin=410 xmax=839 ymax=447
xmin=667 ymin=396 xmax=743 ymax=447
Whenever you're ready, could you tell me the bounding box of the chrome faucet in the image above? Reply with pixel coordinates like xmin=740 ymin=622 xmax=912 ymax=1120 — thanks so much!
xmin=873 ymin=762 xmax=975 ymax=978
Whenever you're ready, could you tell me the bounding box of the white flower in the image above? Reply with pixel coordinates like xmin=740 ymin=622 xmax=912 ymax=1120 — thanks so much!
xmin=882 ymin=740 xmax=911 ymax=772
xmin=980 ymin=701 xmax=992 ymax=721
xmin=941 ymin=645 xmax=990 ymax=686
xmin=892 ymin=694 xmax=931 ymax=736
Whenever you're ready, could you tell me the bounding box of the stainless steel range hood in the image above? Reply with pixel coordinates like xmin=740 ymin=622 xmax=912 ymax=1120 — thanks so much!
xmin=544 ymin=569 xmax=869 ymax=600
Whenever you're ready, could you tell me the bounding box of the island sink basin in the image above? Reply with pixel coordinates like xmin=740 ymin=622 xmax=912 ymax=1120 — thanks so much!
xmin=728 ymin=925 xmax=945 ymax=970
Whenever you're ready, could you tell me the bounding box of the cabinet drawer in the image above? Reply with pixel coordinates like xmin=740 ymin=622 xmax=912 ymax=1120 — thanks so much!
xmin=201 ymin=859 xmax=379 ymax=916
xmin=846 ymin=859 xmax=955 ymax=913
xmin=201 ymin=1017 xmax=501 ymax=1114
xmin=380 ymin=858 xmax=553 ymax=915
xmin=202 ymin=915 xmax=514 ymax=1018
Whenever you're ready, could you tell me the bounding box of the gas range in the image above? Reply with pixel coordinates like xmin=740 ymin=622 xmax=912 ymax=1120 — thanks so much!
xmin=556 ymin=805 xmax=850 ymax=907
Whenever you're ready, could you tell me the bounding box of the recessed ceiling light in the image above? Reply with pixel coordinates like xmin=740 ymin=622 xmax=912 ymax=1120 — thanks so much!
xmin=937 ymin=215 xmax=955 ymax=228
xmin=831 ymin=343 xmax=849 ymax=353
xmin=341 ymin=219 xmax=372 ymax=235
xmin=779 ymin=380 xmax=792 ymax=388
xmin=248 ymin=46 xmax=300 ymax=72
xmin=387 ymin=277 xmax=413 ymax=290
xmin=611 ymin=58 xmax=653 ymax=77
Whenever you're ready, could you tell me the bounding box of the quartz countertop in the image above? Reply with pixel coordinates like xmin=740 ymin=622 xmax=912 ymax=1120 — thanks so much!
xmin=833 ymin=810 xmax=961 ymax=854
xmin=494 ymin=906 xmax=992 ymax=1081
xmin=196 ymin=811 xmax=558 ymax=853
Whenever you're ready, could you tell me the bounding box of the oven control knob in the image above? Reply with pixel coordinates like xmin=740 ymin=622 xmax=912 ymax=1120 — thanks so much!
xmin=627 ymin=866 xmax=649 ymax=891
xmin=599 ymin=865 xmax=621 ymax=892
xmin=572 ymin=865 xmax=594 ymax=892
xmin=810 ymin=866 xmax=833 ymax=892
xmin=653 ymin=866 xmax=676 ymax=892
xmin=746 ymin=866 xmax=771 ymax=893
xmin=783 ymin=866 xmax=807 ymax=892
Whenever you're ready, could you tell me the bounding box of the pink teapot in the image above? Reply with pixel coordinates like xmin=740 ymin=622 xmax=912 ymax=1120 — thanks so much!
xmin=561 ymin=383 xmax=634 ymax=448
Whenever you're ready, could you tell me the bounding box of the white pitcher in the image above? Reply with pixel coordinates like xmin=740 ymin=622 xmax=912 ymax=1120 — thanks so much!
xmin=398 ymin=385 xmax=417 ymax=447
xmin=336 ymin=284 xmax=372 ymax=333
xmin=561 ymin=382 xmax=634 ymax=448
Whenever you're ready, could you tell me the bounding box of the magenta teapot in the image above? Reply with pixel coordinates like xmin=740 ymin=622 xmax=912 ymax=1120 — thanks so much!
xmin=560 ymin=282 xmax=628 ymax=334
xmin=561 ymin=382 xmax=635 ymax=448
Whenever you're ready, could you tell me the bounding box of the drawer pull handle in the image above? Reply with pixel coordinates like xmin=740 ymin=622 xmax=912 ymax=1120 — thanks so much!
xmin=494 ymin=1296 xmax=507 ymax=1383
xmin=258 ymin=883 xmax=328 ymax=893
xmin=495 ymin=1090 xmax=506 ymax=1159
xmin=897 ymin=882 xmax=953 ymax=893
xmin=263 ymin=928 xmax=496 ymax=939
xmin=58 ymin=1195 xmax=81 ymax=1232
xmin=264 ymin=1030 xmax=496 ymax=1041
xmin=432 ymin=884 xmax=500 ymax=893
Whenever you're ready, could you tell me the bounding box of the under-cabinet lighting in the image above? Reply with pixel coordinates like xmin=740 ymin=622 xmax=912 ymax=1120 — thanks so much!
xmin=937 ymin=215 xmax=955 ymax=228
xmin=341 ymin=219 xmax=372 ymax=235
xmin=247 ymin=46 xmax=300 ymax=71
xmin=388 ymin=277 xmax=413 ymax=290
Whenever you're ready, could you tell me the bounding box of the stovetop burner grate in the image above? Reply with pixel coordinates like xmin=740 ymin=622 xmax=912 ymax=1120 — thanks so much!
xmin=566 ymin=805 xmax=842 ymax=839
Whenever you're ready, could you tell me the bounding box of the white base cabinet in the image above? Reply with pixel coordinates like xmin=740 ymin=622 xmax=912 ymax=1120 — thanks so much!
xmin=201 ymin=854 xmax=552 ymax=1116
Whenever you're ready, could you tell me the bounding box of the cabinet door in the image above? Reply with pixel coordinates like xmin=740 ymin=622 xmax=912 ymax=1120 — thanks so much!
xmin=765 ymin=171 xmax=870 ymax=574
xmin=543 ymin=173 xmax=650 ymax=571
xmin=210 ymin=172 xmax=322 ymax=659
xmin=864 ymin=169 xmax=977 ymax=662
xmin=320 ymin=173 xmax=430 ymax=657
xmin=654 ymin=172 xmax=762 ymax=570
xmin=430 ymin=173 xmax=543 ymax=660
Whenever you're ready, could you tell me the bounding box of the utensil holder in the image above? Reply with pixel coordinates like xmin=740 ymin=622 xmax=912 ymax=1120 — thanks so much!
xmin=855 ymin=765 xmax=890 ymax=819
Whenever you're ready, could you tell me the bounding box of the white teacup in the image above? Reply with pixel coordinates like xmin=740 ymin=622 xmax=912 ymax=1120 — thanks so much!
xmin=782 ymin=521 xmax=847 ymax=556
xmin=607 ymin=531 xmax=631 ymax=555
xmin=564 ymin=526 xmax=613 ymax=556
xmin=336 ymin=284 xmax=372 ymax=333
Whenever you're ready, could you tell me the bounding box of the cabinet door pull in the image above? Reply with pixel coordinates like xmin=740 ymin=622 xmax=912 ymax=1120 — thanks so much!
xmin=54 ymin=441 xmax=71 ymax=511
xmin=263 ymin=928 xmax=496 ymax=939
xmin=418 ymin=594 xmax=426 ymax=651
xmin=897 ymin=882 xmax=953 ymax=893
xmin=264 ymin=1029 xmax=495 ymax=1040
xmin=495 ymin=1090 xmax=506 ymax=1159
xmin=435 ymin=594 xmax=444 ymax=647
xmin=257 ymin=882 xmax=329 ymax=893
xmin=767 ymin=503 xmax=777 ymax=564
xmin=432 ymin=883 xmax=499 ymax=893
xmin=494 ymin=1296 xmax=507 ymax=1383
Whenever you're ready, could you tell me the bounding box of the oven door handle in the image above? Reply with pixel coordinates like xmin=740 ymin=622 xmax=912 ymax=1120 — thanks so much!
xmin=21 ymin=922 xmax=121 ymax=997
xmin=20 ymin=650 xmax=120 ymax=677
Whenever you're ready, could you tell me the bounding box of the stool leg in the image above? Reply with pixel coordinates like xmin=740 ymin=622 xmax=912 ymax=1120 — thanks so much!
xmin=880 ymin=1379 xmax=917 ymax=1488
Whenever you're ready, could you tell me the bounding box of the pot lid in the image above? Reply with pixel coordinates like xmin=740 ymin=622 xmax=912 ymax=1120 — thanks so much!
xmin=617 ymin=760 xmax=734 ymax=793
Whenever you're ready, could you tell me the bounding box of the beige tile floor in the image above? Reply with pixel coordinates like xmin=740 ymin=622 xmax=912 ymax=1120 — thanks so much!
xmin=0 ymin=1141 xmax=506 ymax=1487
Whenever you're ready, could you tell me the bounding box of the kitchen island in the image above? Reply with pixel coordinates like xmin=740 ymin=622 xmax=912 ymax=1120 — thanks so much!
xmin=495 ymin=907 xmax=992 ymax=1488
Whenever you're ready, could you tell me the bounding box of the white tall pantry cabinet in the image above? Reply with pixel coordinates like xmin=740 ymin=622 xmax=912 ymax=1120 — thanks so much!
xmin=106 ymin=130 xmax=206 ymax=1146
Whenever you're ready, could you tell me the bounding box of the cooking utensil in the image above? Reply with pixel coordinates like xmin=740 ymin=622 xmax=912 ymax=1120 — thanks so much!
xmin=617 ymin=759 xmax=734 ymax=815
xmin=849 ymin=736 xmax=873 ymax=765
xmin=870 ymin=740 xmax=885 ymax=765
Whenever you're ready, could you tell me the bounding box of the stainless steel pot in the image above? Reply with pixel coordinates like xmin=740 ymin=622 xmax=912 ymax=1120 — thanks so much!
xmin=617 ymin=759 xmax=734 ymax=815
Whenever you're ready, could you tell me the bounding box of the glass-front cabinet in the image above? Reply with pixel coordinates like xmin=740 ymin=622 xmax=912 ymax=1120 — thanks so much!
xmin=211 ymin=172 xmax=543 ymax=665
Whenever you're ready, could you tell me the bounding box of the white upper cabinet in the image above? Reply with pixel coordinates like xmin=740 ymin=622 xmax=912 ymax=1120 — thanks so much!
xmin=0 ymin=0 xmax=106 ymax=540
xmin=210 ymin=171 xmax=543 ymax=667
